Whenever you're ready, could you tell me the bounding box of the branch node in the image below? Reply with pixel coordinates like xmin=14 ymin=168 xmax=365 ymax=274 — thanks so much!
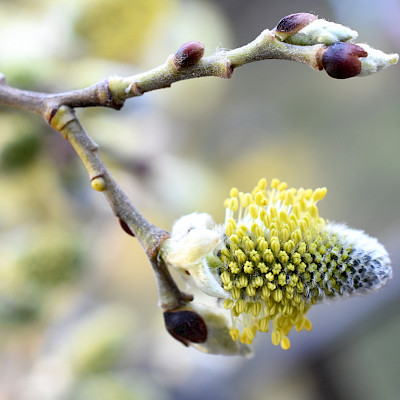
xmin=167 ymin=54 xmax=181 ymax=71
xmin=49 ymin=105 xmax=76 ymax=138
xmin=161 ymin=292 xmax=194 ymax=310
xmin=148 ymin=230 xmax=171 ymax=260
xmin=125 ymin=80 xmax=143 ymax=97
xmin=316 ymin=45 xmax=327 ymax=70
xmin=223 ymin=60 xmax=234 ymax=79
xmin=44 ymin=104 xmax=59 ymax=125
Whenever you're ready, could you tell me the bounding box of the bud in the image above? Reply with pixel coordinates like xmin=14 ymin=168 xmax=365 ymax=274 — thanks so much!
xmin=274 ymin=13 xmax=318 ymax=41
xmin=276 ymin=17 xmax=358 ymax=46
xmin=119 ymin=218 xmax=135 ymax=237
xmin=91 ymin=176 xmax=106 ymax=192
xmin=321 ymin=42 xmax=368 ymax=79
xmin=160 ymin=213 xmax=227 ymax=298
xmin=174 ymin=41 xmax=205 ymax=68
xmin=164 ymin=304 xmax=251 ymax=355
xmin=164 ymin=309 xmax=207 ymax=347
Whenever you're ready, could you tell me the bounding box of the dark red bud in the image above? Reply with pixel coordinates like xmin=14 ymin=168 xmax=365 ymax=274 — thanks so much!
xmin=174 ymin=41 xmax=205 ymax=68
xmin=322 ymin=42 xmax=368 ymax=79
xmin=164 ymin=309 xmax=207 ymax=346
xmin=274 ymin=13 xmax=318 ymax=35
xmin=119 ymin=218 xmax=135 ymax=237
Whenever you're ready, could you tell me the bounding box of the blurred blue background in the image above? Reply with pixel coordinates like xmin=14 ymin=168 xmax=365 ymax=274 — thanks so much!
xmin=0 ymin=0 xmax=399 ymax=399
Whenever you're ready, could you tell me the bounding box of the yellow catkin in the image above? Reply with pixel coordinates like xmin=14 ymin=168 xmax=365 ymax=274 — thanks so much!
xmin=218 ymin=178 xmax=325 ymax=350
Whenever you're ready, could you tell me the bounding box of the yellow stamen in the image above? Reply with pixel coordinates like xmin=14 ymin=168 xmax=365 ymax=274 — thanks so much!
xmin=219 ymin=178 xmax=328 ymax=350
xmin=281 ymin=336 xmax=291 ymax=350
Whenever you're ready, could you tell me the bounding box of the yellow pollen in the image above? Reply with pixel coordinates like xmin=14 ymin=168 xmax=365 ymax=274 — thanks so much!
xmin=310 ymin=204 xmax=319 ymax=219
xmin=243 ymin=261 xmax=254 ymax=274
xmin=257 ymin=178 xmax=267 ymax=190
xmin=234 ymin=299 xmax=245 ymax=315
xmin=257 ymin=237 xmax=268 ymax=251
xmin=271 ymin=238 xmax=280 ymax=254
xmin=271 ymin=178 xmax=280 ymax=189
xmin=237 ymin=275 xmax=248 ymax=288
xmin=246 ymin=285 xmax=256 ymax=297
xmin=261 ymin=286 xmax=270 ymax=299
xmin=255 ymin=192 xmax=265 ymax=206
xmin=228 ymin=197 xmax=239 ymax=211
xmin=230 ymin=287 xmax=241 ymax=299
xmin=270 ymin=206 xmax=278 ymax=219
xmin=221 ymin=271 xmax=231 ymax=284
xmin=240 ymin=327 xmax=255 ymax=344
xmin=263 ymin=249 xmax=274 ymax=263
xmin=312 ymin=187 xmax=327 ymax=202
xmin=251 ymin=223 xmax=264 ymax=238
xmin=278 ymin=182 xmax=288 ymax=191
xmin=252 ymin=276 xmax=264 ymax=287
xmin=223 ymin=299 xmax=234 ymax=309
xmin=271 ymin=331 xmax=281 ymax=346
xmin=281 ymin=336 xmax=291 ymax=350
xmin=249 ymin=204 xmax=259 ymax=219
xmin=230 ymin=187 xmax=239 ymax=197
xmin=304 ymin=318 xmax=313 ymax=331
xmin=265 ymin=272 xmax=274 ymax=282
xmin=229 ymin=328 xmax=240 ymax=341
xmin=258 ymin=318 xmax=269 ymax=332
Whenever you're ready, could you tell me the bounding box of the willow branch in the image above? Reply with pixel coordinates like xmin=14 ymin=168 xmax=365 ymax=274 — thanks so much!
xmin=0 ymin=30 xmax=326 ymax=116
xmin=49 ymin=105 xmax=191 ymax=309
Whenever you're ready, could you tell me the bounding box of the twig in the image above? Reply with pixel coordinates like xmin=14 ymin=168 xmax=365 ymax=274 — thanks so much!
xmin=49 ymin=105 xmax=191 ymax=310
xmin=0 ymin=31 xmax=324 ymax=115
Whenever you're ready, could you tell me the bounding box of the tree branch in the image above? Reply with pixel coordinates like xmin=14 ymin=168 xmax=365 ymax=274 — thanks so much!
xmin=0 ymin=30 xmax=324 ymax=115
xmin=48 ymin=105 xmax=191 ymax=310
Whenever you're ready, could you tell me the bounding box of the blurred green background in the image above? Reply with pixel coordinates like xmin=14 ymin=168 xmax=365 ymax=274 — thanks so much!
xmin=0 ymin=0 xmax=399 ymax=399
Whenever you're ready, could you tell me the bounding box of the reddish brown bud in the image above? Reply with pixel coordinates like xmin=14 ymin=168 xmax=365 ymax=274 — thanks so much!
xmin=174 ymin=41 xmax=205 ymax=68
xmin=274 ymin=13 xmax=318 ymax=36
xmin=119 ymin=218 xmax=135 ymax=237
xmin=164 ymin=309 xmax=207 ymax=346
xmin=322 ymin=42 xmax=368 ymax=79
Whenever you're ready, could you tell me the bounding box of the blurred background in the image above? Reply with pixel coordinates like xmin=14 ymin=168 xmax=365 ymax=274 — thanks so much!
xmin=0 ymin=0 xmax=399 ymax=399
